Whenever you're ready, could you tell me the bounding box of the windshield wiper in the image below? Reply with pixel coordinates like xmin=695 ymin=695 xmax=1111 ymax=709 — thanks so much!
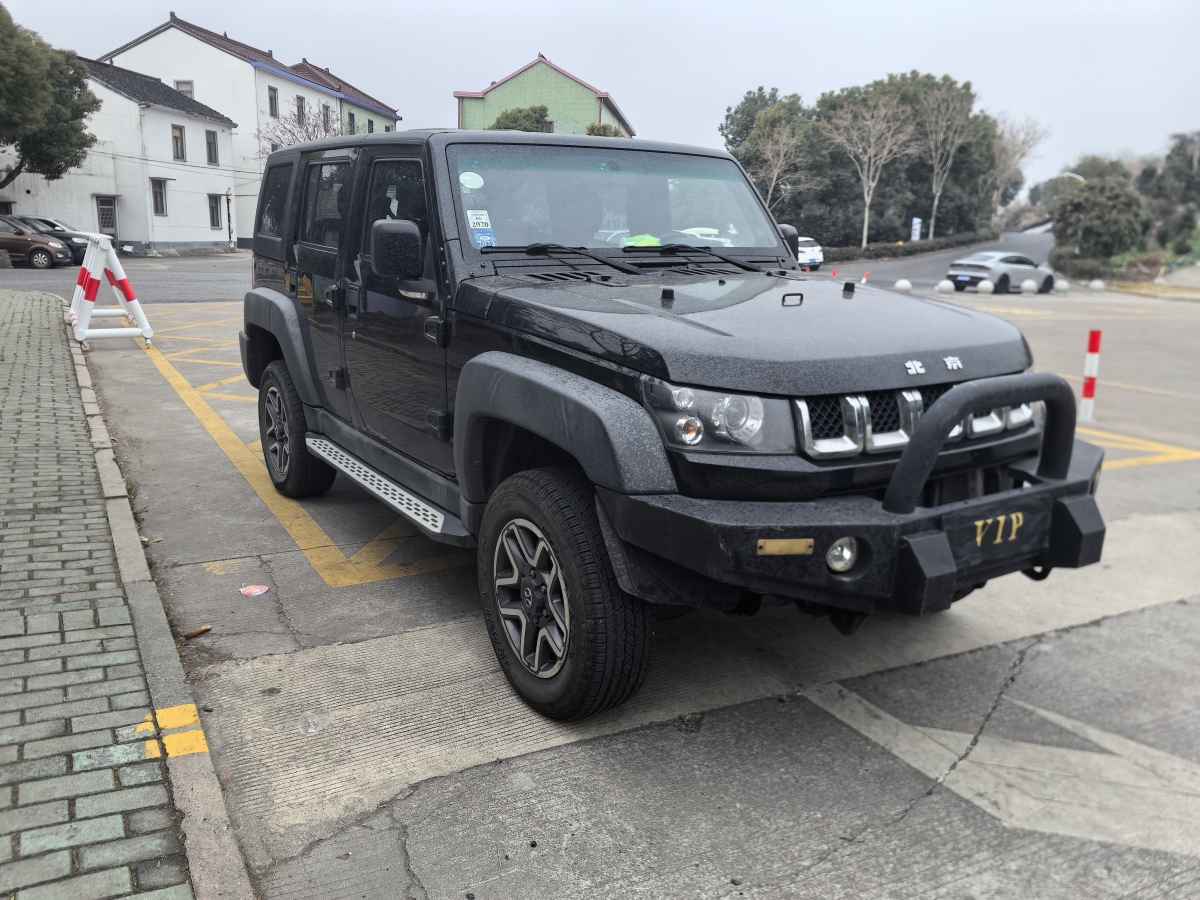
xmin=621 ymin=243 xmax=766 ymax=273
xmin=482 ymin=242 xmax=640 ymax=276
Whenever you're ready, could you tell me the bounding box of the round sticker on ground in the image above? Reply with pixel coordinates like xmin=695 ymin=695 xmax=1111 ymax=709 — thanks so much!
xmin=459 ymin=171 xmax=484 ymax=189
xmin=239 ymin=585 xmax=269 ymax=596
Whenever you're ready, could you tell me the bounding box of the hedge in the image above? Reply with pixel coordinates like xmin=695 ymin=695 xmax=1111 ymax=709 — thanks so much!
xmin=821 ymin=229 xmax=1000 ymax=263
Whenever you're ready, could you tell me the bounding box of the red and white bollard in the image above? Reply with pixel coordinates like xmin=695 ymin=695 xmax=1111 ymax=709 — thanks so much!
xmin=1080 ymin=329 xmax=1101 ymax=422
xmin=68 ymin=236 xmax=153 ymax=349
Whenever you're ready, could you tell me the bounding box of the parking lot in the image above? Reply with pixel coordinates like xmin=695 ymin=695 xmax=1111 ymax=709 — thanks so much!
xmin=23 ymin=248 xmax=1200 ymax=897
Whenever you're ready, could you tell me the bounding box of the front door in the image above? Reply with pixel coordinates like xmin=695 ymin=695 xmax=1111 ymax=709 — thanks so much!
xmin=341 ymin=150 xmax=451 ymax=473
xmin=0 ymin=218 xmax=24 ymax=258
xmin=294 ymin=156 xmax=354 ymax=421
xmin=95 ymin=197 xmax=117 ymax=239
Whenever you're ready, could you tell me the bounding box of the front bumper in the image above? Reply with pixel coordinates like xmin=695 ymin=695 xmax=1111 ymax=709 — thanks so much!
xmin=599 ymin=372 xmax=1105 ymax=616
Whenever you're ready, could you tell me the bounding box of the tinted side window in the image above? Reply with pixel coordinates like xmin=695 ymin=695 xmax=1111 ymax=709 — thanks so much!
xmin=361 ymin=159 xmax=428 ymax=249
xmin=0 ymin=221 xmax=16 ymax=234
xmin=256 ymin=164 xmax=293 ymax=237
xmin=300 ymin=162 xmax=351 ymax=248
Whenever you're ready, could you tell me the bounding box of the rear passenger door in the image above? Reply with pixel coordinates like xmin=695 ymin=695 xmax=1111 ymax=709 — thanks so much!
xmin=294 ymin=153 xmax=355 ymax=422
xmin=340 ymin=146 xmax=452 ymax=474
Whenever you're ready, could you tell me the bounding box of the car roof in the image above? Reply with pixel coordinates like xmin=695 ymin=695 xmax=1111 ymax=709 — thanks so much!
xmin=264 ymin=128 xmax=738 ymax=165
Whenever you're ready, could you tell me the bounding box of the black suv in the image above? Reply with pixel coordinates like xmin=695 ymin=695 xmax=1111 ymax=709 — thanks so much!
xmin=240 ymin=131 xmax=1104 ymax=719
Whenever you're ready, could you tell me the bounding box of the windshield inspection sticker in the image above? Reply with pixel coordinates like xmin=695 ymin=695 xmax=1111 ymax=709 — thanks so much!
xmin=466 ymin=209 xmax=491 ymax=230
xmin=473 ymin=228 xmax=497 ymax=249
xmin=459 ymin=171 xmax=484 ymax=190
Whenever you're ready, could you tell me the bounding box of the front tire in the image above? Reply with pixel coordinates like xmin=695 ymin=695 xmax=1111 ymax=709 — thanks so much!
xmin=258 ymin=360 xmax=336 ymax=498
xmin=1039 ymin=275 xmax=1054 ymax=294
xmin=479 ymin=467 xmax=653 ymax=720
xmin=995 ymin=274 xmax=1010 ymax=294
xmin=29 ymin=249 xmax=53 ymax=269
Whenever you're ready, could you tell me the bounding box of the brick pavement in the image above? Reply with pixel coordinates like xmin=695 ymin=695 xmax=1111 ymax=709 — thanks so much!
xmin=0 ymin=292 xmax=192 ymax=898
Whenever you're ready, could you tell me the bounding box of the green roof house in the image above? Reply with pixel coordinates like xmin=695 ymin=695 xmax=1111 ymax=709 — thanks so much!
xmin=454 ymin=54 xmax=635 ymax=136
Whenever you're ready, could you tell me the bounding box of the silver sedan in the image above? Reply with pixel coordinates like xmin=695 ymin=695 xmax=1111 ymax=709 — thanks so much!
xmin=946 ymin=251 xmax=1055 ymax=294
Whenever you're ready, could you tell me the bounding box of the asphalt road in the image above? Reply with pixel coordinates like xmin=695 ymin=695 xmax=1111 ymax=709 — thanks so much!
xmin=835 ymin=232 xmax=1056 ymax=292
xmin=18 ymin=242 xmax=1200 ymax=897
xmin=0 ymin=250 xmax=251 ymax=304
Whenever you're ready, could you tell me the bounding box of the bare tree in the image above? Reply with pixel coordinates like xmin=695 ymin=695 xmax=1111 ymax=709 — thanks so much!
xmin=824 ymin=95 xmax=916 ymax=248
xmin=252 ymin=98 xmax=362 ymax=159
xmin=919 ymin=84 xmax=975 ymax=240
xmin=742 ymin=114 xmax=820 ymax=212
xmin=979 ymin=115 xmax=1048 ymax=221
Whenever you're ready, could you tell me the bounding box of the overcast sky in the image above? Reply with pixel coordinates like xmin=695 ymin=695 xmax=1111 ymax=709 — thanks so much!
xmin=10 ymin=0 xmax=1199 ymax=188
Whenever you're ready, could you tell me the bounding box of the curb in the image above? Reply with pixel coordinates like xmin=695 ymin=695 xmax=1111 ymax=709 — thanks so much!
xmin=61 ymin=296 xmax=257 ymax=900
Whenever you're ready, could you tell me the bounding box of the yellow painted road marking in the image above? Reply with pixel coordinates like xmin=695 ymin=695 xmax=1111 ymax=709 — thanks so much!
xmin=164 ymin=342 xmax=239 ymax=359
xmin=196 ymin=374 xmax=249 ymax=392
xmin=1077 ymin=426 xmax=1200 ymax=470
xmin=163 ymin=730 xmax=209 ymax=757
xmin=156 ymin=703 xmax=200 ymax=730
xmin=168 ymin=358 xmax=244 ymax=367
xmin=201 ymin=391 xmax=257 ymax=402
xmin=139 ymin=341 xmax=472 ymax=587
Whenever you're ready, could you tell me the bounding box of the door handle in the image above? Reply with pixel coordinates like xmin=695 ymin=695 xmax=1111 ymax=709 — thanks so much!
xmin=324 ymin=286 xmax=343 ymax=311
xmin=345 ymin=284 xmax=361 ymax=318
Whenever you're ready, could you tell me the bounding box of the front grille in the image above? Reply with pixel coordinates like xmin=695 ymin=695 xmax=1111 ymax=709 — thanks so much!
xmin=864 ymin=391 xmax=901 ymax=433
xmin=807 ymin=397 xmax=844 ymax=439
xmin=921 ymin=384 xmax=952 ymax=410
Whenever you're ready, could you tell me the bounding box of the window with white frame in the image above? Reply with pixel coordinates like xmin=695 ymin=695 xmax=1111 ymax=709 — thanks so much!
xmin=296 ymin=96 xmax=305 ymax=125
xmin=268 ymin=86 xmax=279 ymax=118
xmin=322 ymin=104 xmax=331 ymax=131
xmin=174 ymin=80 xmax=193 ymax=99
xmin=347 ymin=111 xmax=355 ymax=134
xmin=152 ymin=179 xmax=167 ymax=216
xmin=205 ymin=130 xmax=218 ymax=165
xmin=171 ymin=125 xmax=185 ymax=160
xmin=208 ymin=195 xmax=222 ymax=228
xmin=367 ymin=119 xmax=374 ymax=133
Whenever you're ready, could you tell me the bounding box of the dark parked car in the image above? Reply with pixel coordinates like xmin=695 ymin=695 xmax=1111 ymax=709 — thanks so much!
xmin=0 ymin=214 xmax=73 ymax=268
xmin=240 ymin=130 xmax=1105 ymax=719
xmin=14 ymin=215 xmax=93 ymax=264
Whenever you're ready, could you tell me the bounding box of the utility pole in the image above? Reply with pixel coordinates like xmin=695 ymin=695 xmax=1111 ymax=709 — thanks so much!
xmin=225 ymin=187 xmax=234 ymax=249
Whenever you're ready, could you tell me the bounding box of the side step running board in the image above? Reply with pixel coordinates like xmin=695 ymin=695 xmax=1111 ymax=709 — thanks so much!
xmin=305 ymin=436 xmax=475 ymax=547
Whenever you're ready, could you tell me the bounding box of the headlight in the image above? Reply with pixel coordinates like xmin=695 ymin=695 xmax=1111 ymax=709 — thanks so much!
xmin=643 ymin=378 xmax=795 ymax=453
xmin=48 ymin=241 xmax=65 ymax=249
xmin=71 ymin=238 xmax=88 ymax=245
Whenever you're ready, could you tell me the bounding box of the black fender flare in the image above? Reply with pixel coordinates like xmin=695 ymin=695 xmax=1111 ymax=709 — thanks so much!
xmin=242 ymin=287 xmax=322 ymax=408
xmin=453 ymin=351 xmax=677 ymax=504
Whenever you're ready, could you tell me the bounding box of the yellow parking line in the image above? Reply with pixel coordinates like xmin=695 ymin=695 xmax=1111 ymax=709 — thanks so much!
xmin=1077 ymin=426 xmax=1200 ymax=470
xmin=196 ymin=374 xmax=249 ymax=392
xmin=201 ymin=391 xmax=257 ymax=402
xmin=139 ymin=342 xmax=471 ymax=587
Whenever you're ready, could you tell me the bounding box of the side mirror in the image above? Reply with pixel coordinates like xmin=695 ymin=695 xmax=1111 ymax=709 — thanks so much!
xmin=778 ymin=223 xmax=799 ymax=261
xmin=370 ymin=219 xmax=424 ymax=280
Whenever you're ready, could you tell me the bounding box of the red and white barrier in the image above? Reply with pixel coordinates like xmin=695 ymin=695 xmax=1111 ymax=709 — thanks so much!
xmin=1080 ymin=329 xmax=1101 ymax=422
xmin=67 ymin=236 xmax=153 ymax=348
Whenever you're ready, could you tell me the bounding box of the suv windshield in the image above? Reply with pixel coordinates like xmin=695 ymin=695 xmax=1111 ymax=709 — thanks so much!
xmin=448 ymin=143 xmax=782 ymax=253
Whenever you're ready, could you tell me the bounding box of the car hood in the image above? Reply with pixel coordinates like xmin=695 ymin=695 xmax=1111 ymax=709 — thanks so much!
xmin=458 ymin=270 xmax=1031 ymax=396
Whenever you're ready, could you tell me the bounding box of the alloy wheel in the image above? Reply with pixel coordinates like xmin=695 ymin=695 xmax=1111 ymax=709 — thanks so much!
xmin=30 ymin=250 xmax=51 ymax=269
xmin=263 ymin=384 xmax=290 ymax=478
xmin=493 ymin=518 xmax=570 ymax=678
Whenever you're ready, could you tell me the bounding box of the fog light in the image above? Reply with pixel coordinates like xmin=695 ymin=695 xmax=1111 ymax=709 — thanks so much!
xmin=826 ymin=536 xmax=859 ymax=573
xmin=675 ymin=416 xmax=704 ymax=445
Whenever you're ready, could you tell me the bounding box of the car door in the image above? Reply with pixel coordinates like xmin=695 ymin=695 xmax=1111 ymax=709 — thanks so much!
xmin=294 ymin=153 xmax=356 ymax=422
xmin=340 ymin=147 xmax=452 ymax=474
xmin=0 ymin=218 xmax=23 ymax=259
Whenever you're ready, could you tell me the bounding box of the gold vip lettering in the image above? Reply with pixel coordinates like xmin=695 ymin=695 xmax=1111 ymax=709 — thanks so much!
xmin=973 ymin=511 xmax=1025 ymax=547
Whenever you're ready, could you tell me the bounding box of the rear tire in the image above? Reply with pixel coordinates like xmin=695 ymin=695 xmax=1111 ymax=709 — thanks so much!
xmin=995 ymin=274 xmax=1010 ymax=294
xmin=29 ymin=249 xmax=53 ymax=269
xmin=954 ymin=281 xmax=967 ymax=292
xmin=479 ymin=466 xmax=654 ymax=720
xmin=258 ymin=360 xmax=337 ymax=498
xmin=809 ymin=264 xmax=820 ymax=271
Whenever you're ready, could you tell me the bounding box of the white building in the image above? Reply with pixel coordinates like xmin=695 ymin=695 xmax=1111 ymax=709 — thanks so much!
xmin=99 ymin=13 xmax=401 ymax=245
xmin=0 ymin=58 xmax=239 ymax=250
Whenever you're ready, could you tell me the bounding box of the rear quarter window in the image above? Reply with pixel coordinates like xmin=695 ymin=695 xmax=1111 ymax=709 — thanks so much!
xmin=256 ymin=164 xmax=294 ymax=238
